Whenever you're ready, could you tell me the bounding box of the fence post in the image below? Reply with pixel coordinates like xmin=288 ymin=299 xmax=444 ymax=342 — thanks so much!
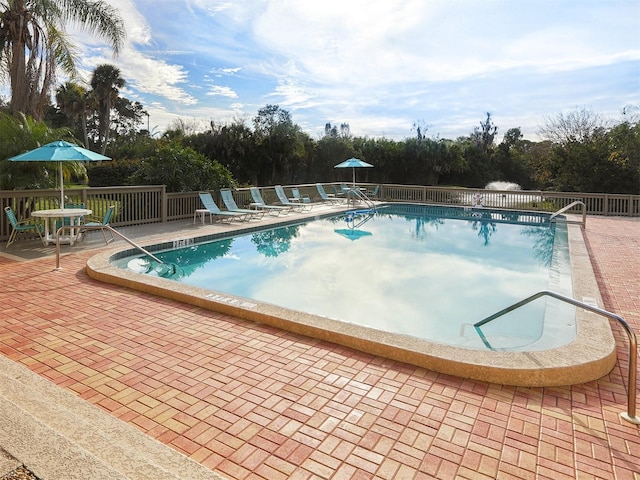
xmin=161 ymin=185 xmax=168 ymax=223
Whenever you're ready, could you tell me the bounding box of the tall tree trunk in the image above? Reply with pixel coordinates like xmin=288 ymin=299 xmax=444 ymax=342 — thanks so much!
xmin=9 ymin=8 xmax=28 ymax=117
xmin=81 ymin=115 xmax=89 ymax=148
xmin=100 ymin=97 xmax=111 ymax=154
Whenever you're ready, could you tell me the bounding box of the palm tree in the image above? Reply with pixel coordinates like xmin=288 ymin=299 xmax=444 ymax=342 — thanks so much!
xmin=90 ymin=63 xmax=125 ymax=154
xmin=0 ymin=0 xmax=125 ymax=120
xmin=55 ymin=81 xmax=89 ymax=147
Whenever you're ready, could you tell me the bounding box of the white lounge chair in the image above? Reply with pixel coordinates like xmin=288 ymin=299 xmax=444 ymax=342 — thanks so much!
xmin=220 ymin=188 xmax=265 ymax=220
xmin=198 ymin=192 xmax=250 ymax=223
xmin=249 ymin=187 xmax=290 ymax=216
xmin=316 ymin=183 xmax=342 ymax=204
xmin=274 ymin=185 xmax=310 ymax=212
xmin=291 ymin=188 xmax=313 ymax=209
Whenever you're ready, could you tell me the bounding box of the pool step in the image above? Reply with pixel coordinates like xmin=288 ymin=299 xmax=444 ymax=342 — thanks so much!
xmin=0 ymin=355 xmax=227 ymax=480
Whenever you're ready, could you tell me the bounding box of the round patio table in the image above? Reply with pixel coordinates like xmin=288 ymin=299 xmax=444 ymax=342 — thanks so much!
xmin=31 ymin=208 xmax=92 ymax=246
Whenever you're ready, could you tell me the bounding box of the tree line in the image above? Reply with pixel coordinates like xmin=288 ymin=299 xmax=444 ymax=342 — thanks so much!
xmin=3 ymin=93 xmax=639 ymax=196
xmin=91 ymin=105 xmax=639 ymax=195
xmin=1 ymin=1 xmax=638 ymax=195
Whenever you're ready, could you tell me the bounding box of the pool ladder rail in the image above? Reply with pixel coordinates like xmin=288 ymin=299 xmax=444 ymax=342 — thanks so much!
xmin=345 ymin=187 xmax=377 ymax=211
xmin=549 ymin=201 xmax=586 ymax=228
xmin=474 ymin=290 xmax=639 ymax=425
xmin=344 ymin=209 xmax=376 ymax=230
xmin=54 ymin=224 xmax=164 ymax=269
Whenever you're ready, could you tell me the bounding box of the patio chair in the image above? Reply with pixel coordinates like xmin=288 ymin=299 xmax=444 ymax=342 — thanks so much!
xmin=331 ymin=184 xmax=351 ymax=197
xmin=56 ymin=203 xmax=86 ymax=231
xmin=291 ymin=188 xmax=313 ymax=208
xmin=249 ymin=187 xmax=290 ymax=216
xmin=199 ymin=192 xmax=250 ymax=223
xmin=367 ymin=185 xmax=380 ymax=200
xmin=4 ymin=206 xmax=44 ymax=247
xmin=316 ymin=183 xmax=342 ymax=204
xmin=220 ymin=188 xmax=265 ymax=220
xmin=80 ymin=205 xmax=116 ymax=244
xmin=274 ymin=185 xmax=306 ymax=212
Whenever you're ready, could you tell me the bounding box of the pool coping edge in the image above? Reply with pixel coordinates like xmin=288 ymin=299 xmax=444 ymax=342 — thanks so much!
xmin=86 ymin=213 xmax=617 ymax=387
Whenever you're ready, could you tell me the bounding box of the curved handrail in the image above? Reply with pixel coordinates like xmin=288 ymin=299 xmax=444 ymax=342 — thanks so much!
xmin=344 ymin=209 xmax=375 ymax=230
xmin=549 ymin=200 xmax=586 ymax=228
xmin=54 ymin=224 xmax=164 ymax=269
xmin=474 ymin=290 xmax=638 ymax=424
xmin=346 ymin=187 xmax=376 ymax=210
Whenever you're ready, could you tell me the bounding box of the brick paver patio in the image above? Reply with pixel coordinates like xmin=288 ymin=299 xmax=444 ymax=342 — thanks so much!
xmin=1 ymin=215 xmax=638 ymax=479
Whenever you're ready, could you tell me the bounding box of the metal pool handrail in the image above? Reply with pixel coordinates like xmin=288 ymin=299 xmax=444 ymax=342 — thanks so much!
xmin=346 ymin=187 xmax=376 ymax=210
xmin=54 ymin=224 xmax=164 ymax=269
xmin=549 ymin=200 xmax=586 ymax=228
xmin=474 ymin=290 xmax=639 ymax=424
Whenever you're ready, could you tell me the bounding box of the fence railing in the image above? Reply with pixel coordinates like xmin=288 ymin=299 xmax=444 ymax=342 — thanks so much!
xmin=2 ymin=183 xmax=640 ymax=241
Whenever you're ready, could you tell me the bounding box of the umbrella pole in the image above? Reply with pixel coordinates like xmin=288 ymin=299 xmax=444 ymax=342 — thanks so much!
xmin=59 ymin=162 xmax=64 ymax=206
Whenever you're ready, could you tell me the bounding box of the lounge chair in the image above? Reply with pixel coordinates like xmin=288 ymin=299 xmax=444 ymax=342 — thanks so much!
xmin=274 ymin=185 xmax=307 ymax=212
xmin=249 ymin=187 xmax=290 ymax=216
xmin=199 ymin=192 xmax=250 ymax=223
xmin=291 ymin=188 xmax=313 ymax=208
xmin=80 ymin=205 xmax=116 ymax=244
xmin=4 ymin=206 xmax=44 ymax=247
xmin=316 ymin=183 xmax=341 ymax=204
xmin=220 ymin=188 xmax=265 ymax=220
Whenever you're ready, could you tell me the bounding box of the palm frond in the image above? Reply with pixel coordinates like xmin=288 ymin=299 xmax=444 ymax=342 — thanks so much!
xmin=58 ymin=0 xmax=126 ymax=54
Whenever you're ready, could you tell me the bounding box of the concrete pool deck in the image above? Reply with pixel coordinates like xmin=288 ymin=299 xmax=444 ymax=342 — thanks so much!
xmin=0 ymin=208 xmax=638 ymax=479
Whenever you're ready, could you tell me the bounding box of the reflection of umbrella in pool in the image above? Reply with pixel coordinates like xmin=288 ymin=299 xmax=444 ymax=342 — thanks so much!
xmin=334 ymin=228 xmax=373 ymax=241
xmin=9 ymin=140 xmax=111 ymax=205
xmin=334 ymin=157 xmax=373 ymax=187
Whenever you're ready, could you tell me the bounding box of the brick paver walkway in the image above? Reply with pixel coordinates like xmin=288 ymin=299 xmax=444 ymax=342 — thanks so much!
xmin=1 ymin=216 xmax=638 ymax=479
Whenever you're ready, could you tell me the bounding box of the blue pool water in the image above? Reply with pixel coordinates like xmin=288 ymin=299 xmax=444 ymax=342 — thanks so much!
xmin=115 ymin=205 xmax=575 ymax=351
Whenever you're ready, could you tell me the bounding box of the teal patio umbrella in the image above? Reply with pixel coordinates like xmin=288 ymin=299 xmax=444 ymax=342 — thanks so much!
xmin=334 ymin=157 xmax=373 ymax=187
xmin=334 ymin=228 xmax=373 ymax=241
xmin=9 ymin=140 xmax=111 ymax=206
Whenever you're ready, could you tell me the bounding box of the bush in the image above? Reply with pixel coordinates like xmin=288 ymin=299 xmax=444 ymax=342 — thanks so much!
xmin=129 ymin=142 xmax=235 ymax=192
xmin=87 ymin=159 xmax=140 ymax=186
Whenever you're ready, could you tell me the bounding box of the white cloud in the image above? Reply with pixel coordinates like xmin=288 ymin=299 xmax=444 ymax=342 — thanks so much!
xmin=101 ymin=0 xmax=152 ymax=45
xmin=249 ymin=0 xmax=640 ymax=86
xmin=207 ymin=86 xmax=238 ymax=99
xmin=80 ymin=46 xmax=198 ymax=105
xmin=217 ymin=67 xmax=242 ymax=76
xmin=69 ymin=0 xmax=199 ymax=109
xmin=62 ymin=0 xmax=639 ymax=139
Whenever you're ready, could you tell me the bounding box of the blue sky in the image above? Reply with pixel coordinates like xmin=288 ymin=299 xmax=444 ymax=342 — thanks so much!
xmin=71 ymin=0 xmax=639 ymax=141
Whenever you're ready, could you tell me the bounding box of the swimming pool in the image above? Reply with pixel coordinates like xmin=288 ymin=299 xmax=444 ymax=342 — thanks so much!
xmin=88 ymin=203 xmax=616 ymax=386
xmin=115 ymin=205 xmax=573 ymax=351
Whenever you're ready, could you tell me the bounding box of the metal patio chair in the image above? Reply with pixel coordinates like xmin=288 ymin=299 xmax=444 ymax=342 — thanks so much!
xmin=4 ymin=206 xmax=44 ymax=247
